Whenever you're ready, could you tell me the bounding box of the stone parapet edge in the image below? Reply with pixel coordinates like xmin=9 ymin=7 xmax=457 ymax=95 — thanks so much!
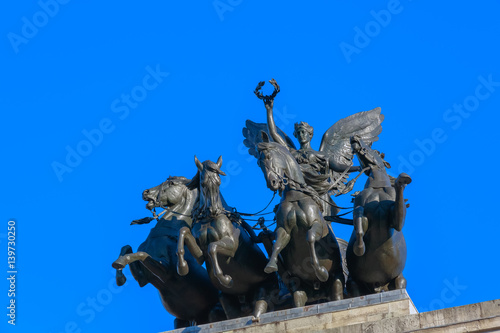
xmin=164 ymin=289 xmax=412 ymax=333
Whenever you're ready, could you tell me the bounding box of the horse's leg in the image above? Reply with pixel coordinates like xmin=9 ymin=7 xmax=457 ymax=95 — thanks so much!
xmin=392 ymin=273 xmax=407 ymax=290
xmin=284 ymin=274 xmax=308 ymax=307
xmin=252 ymin=300 xmax=268 ymax=322
xmin=112 ymin=250 xmax=153 ymax=287
xmin=138 ymin=256 xmax=173 ymax=286
xmin=112 ymin=251 xmax=151 ymax=269
xmin=391 ymin=173 xmax=412 ymax=231
xmin=258 ymin=229 xmax=275 ymax=259
xmin=208 ymin=228 xmax=240 ymax=288
xmin=250 ymin=286 xmax=270 ymax=322
xmin=114 ymin=245 xmax=133 ymax=286
xmin=177 ymin=227 xmax=204 ymax=276
xmin=264 ymin=227 xmax=290 ymax=273
xmin=306 ymin=222 xmax=329 ymax=282
xmin=353 ymin=206 xmax=368 ymax=256
xmin=327 ymin=271 xmax=344 ymax=301
xmin=293 ymin=290 xmax=308 ymax=307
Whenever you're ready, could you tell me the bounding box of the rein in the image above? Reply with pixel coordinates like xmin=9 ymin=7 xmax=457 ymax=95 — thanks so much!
xmin=153 ymin=205 xmax=192 ymax=220
xmin=151 ymin=179 xmax=278 ymax=228
xmin=233 ymin=191 xmax=276 ymax=217
xmin=151 ymin=181 xmax=193 ymax=220
xmin=224 ymin=191 xmax=278 ymax=228
xmin=329 ymin=164 xmax=353 ymax=190
xmin=270 ymin=168 xmax=353 ymax=210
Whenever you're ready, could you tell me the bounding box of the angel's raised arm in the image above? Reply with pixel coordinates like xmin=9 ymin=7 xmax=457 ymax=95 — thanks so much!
xmin=254 ymin=79 xmax=289 ymax=148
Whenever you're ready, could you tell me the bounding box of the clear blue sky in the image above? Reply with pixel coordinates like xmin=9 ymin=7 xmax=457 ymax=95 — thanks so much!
xmin=2 ymin=1 xmax=500 ymax=332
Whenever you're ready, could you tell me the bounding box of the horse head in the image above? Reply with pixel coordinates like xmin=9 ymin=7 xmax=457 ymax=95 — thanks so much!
xmin=257 ymin=139 xmax=304 ymax=195
xmin=350 ymin=135 xmax=390 ymax=175
xmin=192 ymin=156 xmax=226 ymax=219
xmin=194 ymin=155 xmax=225 ymax=188
xmin=142 ymin=176 xmax=197 ymax=223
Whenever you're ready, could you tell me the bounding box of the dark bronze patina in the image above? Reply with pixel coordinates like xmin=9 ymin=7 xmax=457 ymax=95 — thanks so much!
xmin=256 ymin=138 xmax=345 ymax=306
xmin=111 ymin=78 xmax=412 ymax=328
xmin=345 ymin=135 xmax=411 ymax=296
xmin=176 ymin=156 xmax=279 ymax=321
xmin=112 ymin=177 xmax=224 ymax=328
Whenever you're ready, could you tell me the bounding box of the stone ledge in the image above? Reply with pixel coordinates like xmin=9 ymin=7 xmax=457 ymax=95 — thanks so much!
xmin=163 ymin=293 xmax=500 ymax=333
xmin=321 ymin=299 xmax=500 ymax=333
xmin=163 ymin=289 xmax=416 ymax=333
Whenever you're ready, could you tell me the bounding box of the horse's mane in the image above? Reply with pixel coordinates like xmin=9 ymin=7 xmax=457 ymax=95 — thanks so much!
xmin=186 ymin=172 xmax=200 ymax=190
xmin=258 ymin=141 xmax=326 ymax=209
xmin=167 ymin=176 xmax=190 ymax=185
xmin=258 ymin=140 xmax=286 ymax=152
xmin=257 ymin=141 xmax=296 ymax=165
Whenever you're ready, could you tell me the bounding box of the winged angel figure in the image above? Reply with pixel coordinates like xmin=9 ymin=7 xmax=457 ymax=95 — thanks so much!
xmin=243 ymin=79 xmax=384 ymax=218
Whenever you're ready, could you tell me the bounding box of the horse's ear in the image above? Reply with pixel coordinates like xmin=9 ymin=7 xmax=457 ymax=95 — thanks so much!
xmin=260 ymin=131 xmax=270 ymax=143
xmin=194 ymin=155 xmax=203 ymax=172
xmin=216 ymin=155 xmax=223 ymax=169
xmin=376 ymin=151 xmax=391 ymax=168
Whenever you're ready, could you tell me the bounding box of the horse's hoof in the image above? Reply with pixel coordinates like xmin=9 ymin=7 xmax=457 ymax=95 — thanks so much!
xmin=177 ymin=261 xmax=189 ymax=276
xmin=397 ymin=173 xmax=412 ymax=186
xmin=219 ymin=275 xmax=234 ymax=288
xmin=315 ymin=266 xmax=329 ymax=282
xmin=253 ymin=300 xmax=267 ymax=320
xmin=116 ymin=270 xmax=127 ymax=286
xmin=112 ymin=258 xmax=125 ymax=270
xmin=264 ymin=262 xmax=278 ymax=274
xmin=333 ymin=279 xmax=343 ymax=300
xmin=293 ymin=291 xmax=308 ymax=307
xmin=395 ymin=275 xmax=407 ymax=289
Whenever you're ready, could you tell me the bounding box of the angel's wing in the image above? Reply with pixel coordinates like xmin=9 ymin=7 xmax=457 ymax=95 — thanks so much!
xmin=242 ymin=120 xmax=296 ymax=158
xmin=319 ymin=107 xmax=384 ymax=166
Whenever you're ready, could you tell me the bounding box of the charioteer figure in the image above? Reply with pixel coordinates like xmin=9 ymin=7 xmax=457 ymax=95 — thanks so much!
xmin=247 ymin=78 xmax=384 ymax=218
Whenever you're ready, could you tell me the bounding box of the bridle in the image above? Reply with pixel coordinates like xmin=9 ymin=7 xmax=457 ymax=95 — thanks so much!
xmin=150 ymin=180 xmax=192 ymax=220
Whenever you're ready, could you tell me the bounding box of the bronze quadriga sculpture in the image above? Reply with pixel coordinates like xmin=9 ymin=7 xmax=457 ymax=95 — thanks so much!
xmin=112 ymin=78 xmax=412 ymax=328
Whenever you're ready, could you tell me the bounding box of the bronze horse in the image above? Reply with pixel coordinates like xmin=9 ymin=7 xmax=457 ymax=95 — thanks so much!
xmin=346 ymin=135 xmax=411 ymax=296
xmin=256 ymin=139 xmax=345 ymax=307
xmin=176 ymin=156 xmax=279 ymax=320
xmin=111 ymin=176 xmax=223 ymax=328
